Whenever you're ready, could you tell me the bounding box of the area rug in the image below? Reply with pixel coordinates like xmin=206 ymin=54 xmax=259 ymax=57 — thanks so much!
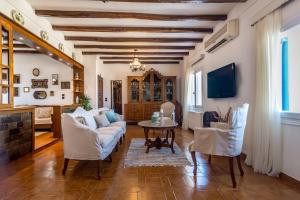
xmin=125 ymin=138 xmax=191 ymax=167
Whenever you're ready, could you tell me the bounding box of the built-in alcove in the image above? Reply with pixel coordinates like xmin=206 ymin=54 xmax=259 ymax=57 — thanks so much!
xmin=0 ymin=13 xmax=84 ymax=157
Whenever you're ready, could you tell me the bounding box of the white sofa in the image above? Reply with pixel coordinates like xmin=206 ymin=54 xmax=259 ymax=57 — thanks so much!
xmin=61 ymin=107 xmax=126 ymax=179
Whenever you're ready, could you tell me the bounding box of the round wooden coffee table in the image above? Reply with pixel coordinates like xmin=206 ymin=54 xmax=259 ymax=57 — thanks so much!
xmin=138 ymin=119 xmax=178 ymax=154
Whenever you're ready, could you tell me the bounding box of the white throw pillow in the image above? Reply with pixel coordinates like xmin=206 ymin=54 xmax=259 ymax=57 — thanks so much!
xmin=94 ymin=114 xmax=110 ymax=128
xmin=73 ymin=107 xmax=97 ymax=129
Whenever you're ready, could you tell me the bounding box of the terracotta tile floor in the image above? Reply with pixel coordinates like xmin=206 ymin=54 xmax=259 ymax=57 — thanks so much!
xmin=1 ymin=125 xmax=300 ymax=200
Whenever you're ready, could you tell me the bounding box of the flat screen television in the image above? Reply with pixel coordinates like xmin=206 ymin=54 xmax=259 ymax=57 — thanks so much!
xmin=207 ymin=63 xmax=236 ymax=98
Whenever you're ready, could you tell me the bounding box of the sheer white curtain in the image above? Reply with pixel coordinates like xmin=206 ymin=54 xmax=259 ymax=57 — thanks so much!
xmin=182 ymin=66 xmax=193 ymax=130
xmin=245 ymin=10 xmax=282 ymax=176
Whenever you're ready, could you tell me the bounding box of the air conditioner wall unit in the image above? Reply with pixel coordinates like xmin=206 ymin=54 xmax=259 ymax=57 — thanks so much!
xmin=190 ymin=54 xmax=205 ymax=66
xmin=205 ymin=19 xmax=239 ymax=53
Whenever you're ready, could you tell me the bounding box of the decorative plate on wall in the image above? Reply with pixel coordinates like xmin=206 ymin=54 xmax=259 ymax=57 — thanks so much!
xmin=32 ymin=68 xmax=40 ymax=77
xmin=33 ymin=91 xmax=47 ymax=99
xmin=72 ymin=52 xmax=76 ymax=60
xmin=58 ymin=43 xmax=64 ymax=52
xmin=11 ymin=10 xmax=24 ymax=26
xmin=40 ymin=30 xmax=49 ymax=41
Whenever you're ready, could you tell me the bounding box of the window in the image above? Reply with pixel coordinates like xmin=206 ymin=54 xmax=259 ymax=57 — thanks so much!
xmin=188 ymin=71 xmax=202 ymax=110
xmin=282 ymin=24 xmax=300 ymax=113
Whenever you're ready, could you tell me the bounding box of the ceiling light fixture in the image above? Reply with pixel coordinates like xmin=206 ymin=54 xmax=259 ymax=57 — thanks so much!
xmin=129 ymin=49 xmax=146 ymax=72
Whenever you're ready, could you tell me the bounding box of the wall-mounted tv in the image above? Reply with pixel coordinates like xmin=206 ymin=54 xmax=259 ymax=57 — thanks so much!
xmin=207 ymin=63 xmax=236 ymax=98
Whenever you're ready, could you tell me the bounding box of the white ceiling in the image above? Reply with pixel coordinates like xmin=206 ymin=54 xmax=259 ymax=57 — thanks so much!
xmin=26 ymin=0 xmax=245 ymax=61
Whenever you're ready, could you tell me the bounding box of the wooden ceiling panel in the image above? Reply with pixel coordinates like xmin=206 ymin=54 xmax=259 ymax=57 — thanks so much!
xmin=75 ymin=45 xmax=195 ymax=50
xmin=100 ymin=56 xmax=183 ymax=60
xmin=96 ymin=0 xmax=246 ymax=2
xmin=83 ymin=51 xmax=189 ymax=55
xmin=65 ymin=36 xmax=202 ymax=43
xmin=36 ymin=10 xmax=227 ymax=21
xmin=54 ymin=26 xmax=212 ymax=33
xmin=103 ymin=61 xmax=180 ymax=64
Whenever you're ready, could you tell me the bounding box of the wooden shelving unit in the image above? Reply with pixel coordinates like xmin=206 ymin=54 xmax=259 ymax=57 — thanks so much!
xmin=73 ymin=68 xmax=84 ymax=104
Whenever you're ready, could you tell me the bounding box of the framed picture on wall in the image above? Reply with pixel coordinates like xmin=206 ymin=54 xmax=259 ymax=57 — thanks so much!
xmin=52 ymin=74 xmax=58 ymax=85
xmin=14 ymin=74 xmax=21 ymax=84
xmin=2 ymin=69 xmax=9 ymax=85
xmin=50 ymin=91 xmax=54 ymax=96
xmin=14 ymin=87 xmax=19 ymax=97
xmin=61 ymin=81 xmax=70 ymax=89
xmin=23 ymin=87 xmax=30 ymax=93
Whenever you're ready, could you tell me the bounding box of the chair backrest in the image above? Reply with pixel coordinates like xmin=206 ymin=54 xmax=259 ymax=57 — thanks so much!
xmin=35 ymin=106 xmax=53 ymax=119
xmin=229 ymin=103 xmax=249 ymax=155
xmin=161 ymin=102 xmax=175 ymax=119
xmin=229 ymin=103 xmax=249 ymax=130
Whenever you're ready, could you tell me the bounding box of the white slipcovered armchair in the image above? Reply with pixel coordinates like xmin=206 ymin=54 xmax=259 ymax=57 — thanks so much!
xmin=190 ymin=103 xmax=249 ymax=188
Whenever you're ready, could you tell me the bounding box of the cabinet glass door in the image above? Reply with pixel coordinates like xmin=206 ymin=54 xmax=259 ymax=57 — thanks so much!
xmin=165 ymin=78 xmax=174 ymax=102
xmin=130 ymin=78 xmax=140 ymax=102
xmin=0 ymin=23 xmax=13 ymax=107
xmin=143 ymin=75 xmax=151 ymax=102
xmin=153 ymin=74 xmax=162 ymax=101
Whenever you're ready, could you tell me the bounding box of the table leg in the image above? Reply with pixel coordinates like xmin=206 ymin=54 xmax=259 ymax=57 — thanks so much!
xmin=144 ymin=128 xmax=149 ymax=146
xmin=170 ymin=128 xmax=175 ymax=154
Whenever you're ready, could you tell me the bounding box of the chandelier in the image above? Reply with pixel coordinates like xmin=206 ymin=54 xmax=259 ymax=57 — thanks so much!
xmin=129 ymin=49 xmax=146 ymax=72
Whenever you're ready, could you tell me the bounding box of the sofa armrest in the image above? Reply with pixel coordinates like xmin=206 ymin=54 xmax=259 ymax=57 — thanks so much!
xmin=62 ymin=114 xmax=103 ymax=160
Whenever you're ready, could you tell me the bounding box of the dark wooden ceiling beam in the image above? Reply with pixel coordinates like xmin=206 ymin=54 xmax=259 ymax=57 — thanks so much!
xmin=75 ymin=45 xmax=195 ymax=49
xmin=100 ymin=56 xmax=183 ymax=60
xmin=99 ymin=0 xmax=246 ymax=2
xmin=36 ymin=10 xmax=227 ymax=21
xmin=55 ymin=26 xmax=212 ymax=33
xmin=103 ymin=61 xmax=180 ymax=64
xmin=65 ymin=36 xmax=202 ymax=43
xmin=83 ymin=51 xmax=189 ymax=55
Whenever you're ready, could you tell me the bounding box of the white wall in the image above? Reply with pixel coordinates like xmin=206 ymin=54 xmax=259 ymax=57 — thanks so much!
xmin=98 ymin=61 xmax=182 ymax=112
xmin=13 ymin=53 xmax=73 ymax=105
xmin=183 ymin=0 xmax=260 ymax=154
xmin=183 ymin=0 xmax=300 ymax=181
xmin=83 ymin=55 xmax=183 ymax=110
xmin=82 ymin=55 xmax=98 ymax=108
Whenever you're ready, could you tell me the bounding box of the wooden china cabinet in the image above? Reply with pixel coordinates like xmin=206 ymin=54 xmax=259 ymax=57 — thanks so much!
xmin=125 ymin=68 xmax=177 ymax=122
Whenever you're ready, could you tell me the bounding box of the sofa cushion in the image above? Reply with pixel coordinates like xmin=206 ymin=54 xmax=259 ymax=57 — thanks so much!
xmin=73 ymin=107 xmax=97 ymax=129
xmin=105 ymin=110 xmax=118 ymax=123
xmin=75 ymin=116 xmax=87 ymax=125
xmin=109 ymin=121 xmax=126 ymax=131
xmin=35 ymin=117 xmax=52 ymax=125
xmin=94 ymin=114 xmax=110 ymax=128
